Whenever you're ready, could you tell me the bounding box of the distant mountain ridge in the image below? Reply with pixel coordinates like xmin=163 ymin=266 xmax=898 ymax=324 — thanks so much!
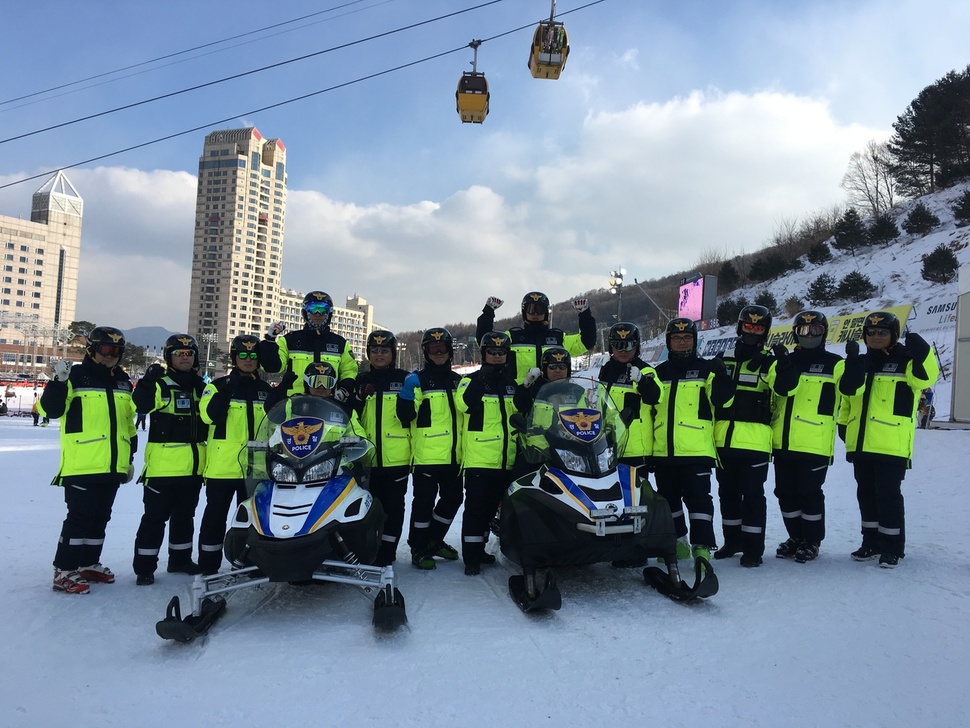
xmin=125 ymin=326 xmax=177 ymax=351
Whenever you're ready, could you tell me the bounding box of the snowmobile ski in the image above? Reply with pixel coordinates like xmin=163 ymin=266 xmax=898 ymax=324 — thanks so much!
xmin=509 ymin=571 xmax=562 ymax=612
xmin=372 ymin=584 xmax=407 ymax=630
xmin=155 ymin=594 xmax=227 ymax=643
xmin=643 ymin=556 xmax=719 ymax=603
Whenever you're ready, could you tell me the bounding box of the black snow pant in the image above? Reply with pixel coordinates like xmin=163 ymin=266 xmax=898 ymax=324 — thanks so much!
xmin=132 ymin=475 xmax=203 ymax=576
xmin=653 ymin=461 xmax=716 ymax=548
xmin=715 ymin=454 xmax=769 ymax=557
xmin=852 ymin=458 xmax=907 ymax=558
xmin=54 ymin=480 xmax=120 ymax=571
xmin=407 ymin=464 xmax=462 ymax=553
xmin=773 ymin=456 xmax=828 ymax=546
xmin=369 ymin=465 xmax=410 ymax=565
xmin=198 ymin=477 xmax=247 ymax=574
xmin=461 ymin=468 xmax=511 ymax=567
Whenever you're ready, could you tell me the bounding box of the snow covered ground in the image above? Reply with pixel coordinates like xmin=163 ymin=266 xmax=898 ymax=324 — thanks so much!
xmin=2 ymin=411 xmax=968 ymax=727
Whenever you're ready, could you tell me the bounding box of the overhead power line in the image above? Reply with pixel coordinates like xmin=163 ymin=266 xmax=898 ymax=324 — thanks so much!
xmin=0 ymin=0 xmax=609 ymax=192
xmin=0 ymin=0 xmax=509 ymax=146
xmin=0 ymin=0 xmax=383 ymax=109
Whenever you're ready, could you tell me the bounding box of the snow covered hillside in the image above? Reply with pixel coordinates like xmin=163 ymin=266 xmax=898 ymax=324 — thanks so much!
xmin=2 ymin=413 xmax=968 ymax=727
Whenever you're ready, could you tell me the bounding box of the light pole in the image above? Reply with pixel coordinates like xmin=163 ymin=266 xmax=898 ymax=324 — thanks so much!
xmin=397 ymin=341 xmax=408 ymax=371
xmin=609 ymin=267 xmax=625 ymax=321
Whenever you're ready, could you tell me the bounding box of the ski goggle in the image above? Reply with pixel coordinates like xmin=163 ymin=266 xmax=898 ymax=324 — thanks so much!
xmin=304 ymin=373 xmax=336 ymax=390
xmin=610 ymin=340 xmax=637 ymax=352
xmin=304 ymin=301 xmax=333 ymax=316
xmin=169 ymin=349 xmax=195 ymax=357
xmin=235 ymin=351 xmax=258 ymax=360
xmin=864 ymin=327 xmax=891 ymax=338
xmin=93 ymin=343 xmax=124 ymax=357
xmin=740 ymin=322 xmax=767 ymax=335
xmin=794 ymin=324 xmax=826 ymax=338
xmin=545 ymin=362 xmax=568 ymax=371
xmin=484 ymin=348 xmax=508 ymax=357
xmin=426 ymin=342 xmax=450 ymax=355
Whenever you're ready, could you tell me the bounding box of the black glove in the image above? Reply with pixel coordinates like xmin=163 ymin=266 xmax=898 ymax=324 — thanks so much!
xmin=837 ymin=424 xmax=847 ymax=443
xmin=619 ymin=407 xmax=637 ymax=428
xmin=905 ymin=332 xmax=930 ymax=360
xmin=772 ymin=344 xmax=788 ymax=360
xmin=845 ymin=339 xmax=860 ymax=358
xmin=710 ymin=356 xmax=727 ymax=377
xmin=142 ymin=363 xmax=165 ymax=383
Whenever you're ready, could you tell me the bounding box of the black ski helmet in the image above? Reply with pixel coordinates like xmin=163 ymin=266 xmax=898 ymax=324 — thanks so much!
xmin=421 ymin=327 xmax=454 ymax=363
xmin=608 ymin=322 xmax=641 ymax=353
xmin=521 ymin=291 xmax=550 ymax=325
xmin=480 ymin=330 xmax=512 ymax=353
xmin=301 ymin=291 xmax=334 ymax=328
xmin=541 ymin=345 xmax=571 ymax=376
xmin=737 ymin=305 xmax=772 ymax=347
xmin=303 ymin=361 xmax=337 ymax=391
xmin=229 ymin=334 xmax=261 ymax=362
xmin=792 ymin=311 xmax=829 ymax=348
xmin=366 ymin=329 xmax=397 ymax=366
xmin=863 ymin=311 xmax=901 ymax=345
xmin=665 ymin=318 xmax=697 ymax=357
xmin=163 ymin=333 xmax=200 ymax=370
xmin=87 ymin=326 xmax=126 ymax=358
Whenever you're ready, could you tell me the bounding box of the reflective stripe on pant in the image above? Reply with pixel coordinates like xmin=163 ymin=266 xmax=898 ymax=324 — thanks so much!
xmin=54 ymin=481 xmax=120 ymax=570
xmin=461 ymin=468 xmax=509 ymax=566
xmin=132 ymin=475 xmax=203 ymax=576
xmin=653 ymin=462 xmax=716 ymax=548
xmin=853 ymin=458 xmax=907 ymax=557
xmin=773 ymin=457 xmax=828 ymax=544
xmin=716 ymin=454 xmax=769 ymax=556
xmin=407 ymin=464 xmax=462 ymax=551
xmin=198 ymin=478 xmax=247 ymax=573
xmin=369 ymin=465 xmax=410 ymax=563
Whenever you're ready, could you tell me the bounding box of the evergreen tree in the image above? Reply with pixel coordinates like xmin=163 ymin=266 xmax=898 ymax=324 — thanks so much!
xmin=806 ymin=241 xmax=832 ymax=264
xmin=921 ymin=244 xmax=960 ymax=284
xmin=748 ymin=252 xmax=789 ymax=282
xmin=716 ymin=295 xmax=747 ymax=325
xmin=718 ymin=260 xmax=741 ymax=291
xmin=867 ymin=213 xmax=900 ymax=245
xmin=952 ymin=189 xmax=970 ymax=226
xmin=832 ymin=208 xmax=868 ymax=256
xmin=888 ymin=66 xmax=970 ymax=195
xmin=902 ymin=201 xmax=941 ymax=235
xmin=837 ymin=271 xmax=877 ymax=302
xmin=807 ymin=273 xmax=838 ymax=306
xmin=754 ymin=290 xmax=778 ymax=314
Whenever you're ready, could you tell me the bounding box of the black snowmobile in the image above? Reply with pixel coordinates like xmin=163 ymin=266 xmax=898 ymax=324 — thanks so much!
xmin=500 ymin=376 xmax=718 ymax=611
xmin=156 ymin=396 xmax=407 ymax=642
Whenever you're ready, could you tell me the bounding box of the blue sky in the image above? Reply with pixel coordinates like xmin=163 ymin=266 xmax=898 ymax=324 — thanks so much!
xmin=1 ymin=0 xmax=968 ymax=334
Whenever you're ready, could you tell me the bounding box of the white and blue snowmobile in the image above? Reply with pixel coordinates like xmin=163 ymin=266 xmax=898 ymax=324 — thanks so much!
xmin=156 ymin=396 xmax=407 ymax=642
xmin=500 ymin=376 xmax=718 ymax=611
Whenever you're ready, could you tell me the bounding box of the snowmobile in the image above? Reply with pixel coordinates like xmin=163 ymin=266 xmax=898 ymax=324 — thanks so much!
xmin=500 ymin=376 xmax=718 ymax=611
xmin=156 ymin=396 xmax=407 ymax=642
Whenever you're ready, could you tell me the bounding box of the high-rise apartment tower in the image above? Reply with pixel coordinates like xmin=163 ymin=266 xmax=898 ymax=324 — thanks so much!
xmin=187 ymin=128 xmax=286 ymax=350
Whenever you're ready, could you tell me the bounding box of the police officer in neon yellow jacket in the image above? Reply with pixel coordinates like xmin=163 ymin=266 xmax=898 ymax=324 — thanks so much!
xmin=354 ymin=330 xmax=412 ymax=566
xmin=769 ymin=311 xmax=845 ymax=564
xmin=475 ymin=292 xmax=596 ymax=384
xmin=598 ymin=322 xmax=656 ymax=468
xmin=396 ymin=327 xmax=464 ymax=569
xmin=838 ymin=312 xmax=939 ymax=568
xmin=258 ymin=290 xmax=358 ymax=398
xmin=197 ymin=334 xmax=272 ymax=574
xmin=642 ymin=319 xmax=735 ymax=562
xmin=40 ymin=326 xmax=137 ymax=594
xmin=131 ymin=334 xmax=208 ymax=583
xmin=711 ymin=306 xmax=786 ymax=568
xmin=456 ymin=331 xmax=522 ymax=575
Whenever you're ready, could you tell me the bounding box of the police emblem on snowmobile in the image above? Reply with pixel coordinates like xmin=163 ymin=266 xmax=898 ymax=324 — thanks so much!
xmin=558 ymin=408 xmax=601 ymax=442
xmin=280 ymin=417 xmax=325 ymax=458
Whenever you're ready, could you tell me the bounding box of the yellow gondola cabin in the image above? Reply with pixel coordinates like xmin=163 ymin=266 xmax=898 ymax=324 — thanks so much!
xmin=529 ymin=21 xmax=568 ymax=79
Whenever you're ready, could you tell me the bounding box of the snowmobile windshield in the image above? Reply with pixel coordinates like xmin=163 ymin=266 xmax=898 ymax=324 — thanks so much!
xmin=242 ymin=396 xmax=372 ymax=488
xmin=521 ymin=375 xmax=627 ymax=476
